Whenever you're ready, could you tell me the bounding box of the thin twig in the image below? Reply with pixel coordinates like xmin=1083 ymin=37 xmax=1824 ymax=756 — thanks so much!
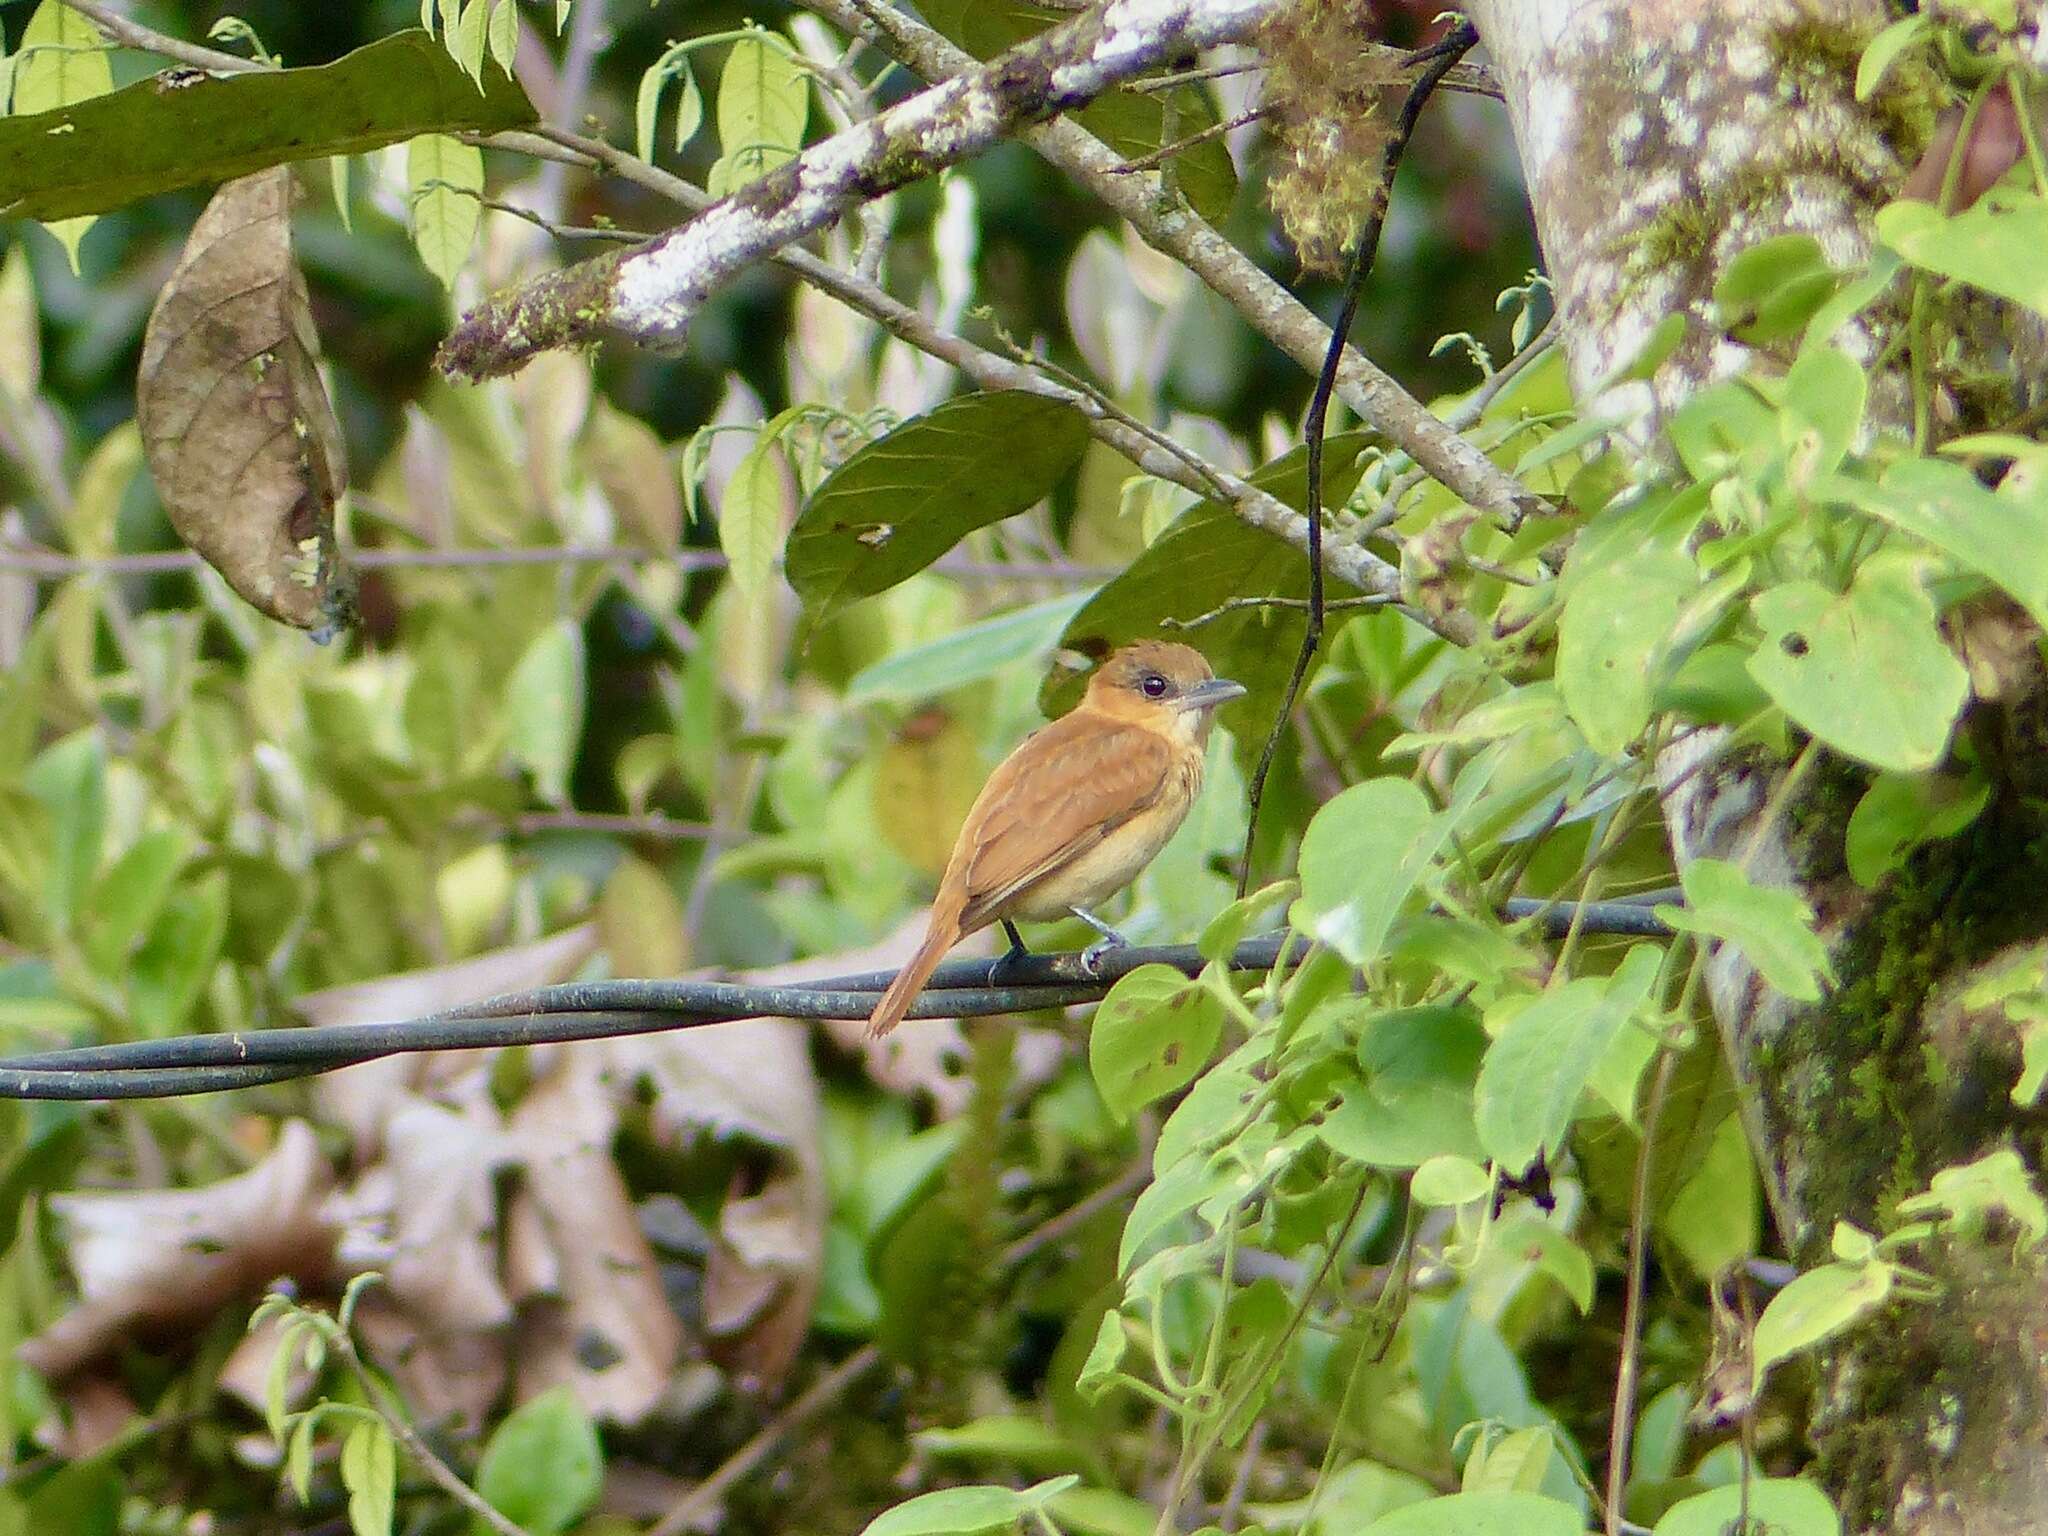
xmin=333 ymin=1329 xmax=533 ymax=1536
xmin=1605 ymin=1044 xmax=1679 ymax=1536
xmin=1107 ymin=107 xmax=1265 ymax=173
xmin=1235 ymin=20 xmax=1479 ymax=896
xmin=58 ymin=0 xmax=263 ymax=73
xmin=649 ymin=1345 xmax=883 ymax=1536
xmin=1162 ymin=594 xmax=1390 ymax=630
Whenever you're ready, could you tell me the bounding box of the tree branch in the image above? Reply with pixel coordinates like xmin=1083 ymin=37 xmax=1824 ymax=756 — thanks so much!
xmin=436 ymin=0 xmax=1291 ymax=379
xmin=799 ymin=0 xmax=1549 ymax=533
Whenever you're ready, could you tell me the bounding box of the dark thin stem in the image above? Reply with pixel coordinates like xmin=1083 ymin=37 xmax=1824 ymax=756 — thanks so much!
xmin=1235 ymin=20 xmax=1479 ymax=897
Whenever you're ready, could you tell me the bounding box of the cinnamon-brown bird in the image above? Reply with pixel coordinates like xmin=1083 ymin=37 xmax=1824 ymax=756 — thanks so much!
xmin=866 ymin=641 xmax=1245 ymax=1037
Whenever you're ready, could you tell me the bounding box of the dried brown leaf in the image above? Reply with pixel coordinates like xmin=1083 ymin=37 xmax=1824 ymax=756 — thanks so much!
xmin=503 ymin=1050 xmax=682 ymax=1421
xmin=22 ymin=1120 xmax=336 ymax=1378
xmin=136 ymin=167 xmax=354 ymax=634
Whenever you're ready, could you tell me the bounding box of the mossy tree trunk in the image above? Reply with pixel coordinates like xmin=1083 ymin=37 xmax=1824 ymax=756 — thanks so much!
xmin=1467 ymin=2 xmax=2048 ymax=1530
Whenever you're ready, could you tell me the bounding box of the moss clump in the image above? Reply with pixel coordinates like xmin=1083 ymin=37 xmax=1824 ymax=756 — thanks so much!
xmin=1766 ymin=794 xmax=2048 ymax=1245
xmin=1769 ymin=12 xmax=1947 ymax=166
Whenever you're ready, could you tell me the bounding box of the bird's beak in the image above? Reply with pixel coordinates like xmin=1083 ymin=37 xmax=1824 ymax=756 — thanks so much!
xmin=1175 ymin=677 xmax=1248 ymax=712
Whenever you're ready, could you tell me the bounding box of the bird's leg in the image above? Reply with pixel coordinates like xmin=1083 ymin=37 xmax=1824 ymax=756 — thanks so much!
xmin=1070 ymin=906 xmax=1129 ymax=975
xmin=990 ymin=920 xmax=1031 ymax=983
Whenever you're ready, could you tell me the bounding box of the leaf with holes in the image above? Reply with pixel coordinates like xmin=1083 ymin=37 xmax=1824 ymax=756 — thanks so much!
xmin=136 ymin=169 xmax=354 ymax=632
xmin=786 ymin=392 xmax=1088 ymax=629
xmin=1746 ymin=557 xmax=1967 ymax=773
xmin=1089 ymin=964 xmax=1224 ymax=1121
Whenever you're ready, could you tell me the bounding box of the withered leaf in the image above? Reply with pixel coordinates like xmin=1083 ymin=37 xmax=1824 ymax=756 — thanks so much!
xmin=137 ymin=167 xmax=355 ymax=635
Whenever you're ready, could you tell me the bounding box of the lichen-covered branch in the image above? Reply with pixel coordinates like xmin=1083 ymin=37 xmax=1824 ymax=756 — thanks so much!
xmin=436 ymin=0 xmax=1287 ymax=380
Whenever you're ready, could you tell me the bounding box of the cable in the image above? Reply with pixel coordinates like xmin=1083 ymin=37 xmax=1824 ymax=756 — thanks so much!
xmin=0 ymin=900 xmax=1673 ymax=1101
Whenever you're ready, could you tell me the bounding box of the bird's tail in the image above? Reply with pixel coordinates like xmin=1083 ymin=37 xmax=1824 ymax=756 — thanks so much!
xmin=866 ymin=903 xmax=963 ymax=1038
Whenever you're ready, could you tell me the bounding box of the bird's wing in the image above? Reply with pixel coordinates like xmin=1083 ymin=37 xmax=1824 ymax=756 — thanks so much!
xmin=953 ymin=712 xmax=1176 ymax=930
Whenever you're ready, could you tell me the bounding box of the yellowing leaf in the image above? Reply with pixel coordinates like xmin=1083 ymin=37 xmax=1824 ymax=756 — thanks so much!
xmin=15 ymin=0 xmax=111 ymax=268
xmin=407 ymin=131 xmax=483 ymax=288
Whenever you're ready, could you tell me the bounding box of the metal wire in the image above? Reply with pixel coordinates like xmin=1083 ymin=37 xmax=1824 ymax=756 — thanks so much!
xmin=0 ymin=900 xmax=1673 ymax=1101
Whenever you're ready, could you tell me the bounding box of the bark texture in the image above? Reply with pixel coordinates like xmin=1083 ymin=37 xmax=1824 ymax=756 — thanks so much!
xmin=1467 ymin=2 xmax=2048 ymax=1531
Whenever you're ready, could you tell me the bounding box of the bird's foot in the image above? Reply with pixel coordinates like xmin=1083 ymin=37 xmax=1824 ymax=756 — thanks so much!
xmin=1071 ymin=907 xmax=1129 ymax=976
xmin=989 ymin=921 xmax=1032 ymax=985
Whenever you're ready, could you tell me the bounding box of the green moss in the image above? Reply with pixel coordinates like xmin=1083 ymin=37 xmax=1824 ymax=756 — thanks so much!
xmin=1759 ymin=790 xmax=2048 ymax=1247
xmin=1768 ymin=11 xmax=1946 ymax=164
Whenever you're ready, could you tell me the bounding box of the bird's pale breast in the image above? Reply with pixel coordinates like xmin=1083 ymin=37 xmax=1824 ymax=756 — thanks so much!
xmin=998 ymin=749 xmax=1203 ymax=921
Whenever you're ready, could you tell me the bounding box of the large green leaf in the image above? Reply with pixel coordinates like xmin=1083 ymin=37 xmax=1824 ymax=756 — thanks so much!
xmin=709 ymin=34 xmax=807 ymax=194
xmin=845 ymin=592 xmax=1093 ymax=704
xmin=786 ymin=392 xmax=1088 ymax=627
xmin=1654 ymin=1479 xmax=1839 ymax=1536
xmin=1659 ymin=858 xmax=1832 ymax=1003
xmin=1820 ymin=456 xmax=2048 ymax=628
xmin=474 ymin=1387 xmax=602 ymax=1535
xmin=1877 ymin=193 xmax=2048 ymax=316
xmin=1360 ymin=1491 xmax=1583 ymax=1536
xmin=0 ymin=30 xmax=535 ymax=223
xmin=861 ymin=1478 xmax=1079 ymax=1536
xmin=1290 ymin=778 xmax=1442 ymax=969
xmin=1745 ymin=558 xmax=1967 ymax=773
xmin=1044 ymin=433 xmax=1382 ymax=743
xmin=916 ymin=0 xmax=1237 ymax=224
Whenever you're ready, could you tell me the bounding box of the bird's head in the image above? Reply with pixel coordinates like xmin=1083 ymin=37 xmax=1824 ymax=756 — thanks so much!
xmin=1083 ymin=641 xmax=1247 ymax=740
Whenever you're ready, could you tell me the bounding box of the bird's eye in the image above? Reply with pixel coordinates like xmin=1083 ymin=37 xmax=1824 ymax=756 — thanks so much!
xmin=1141 ymin=673 xmax=1169 ymax=698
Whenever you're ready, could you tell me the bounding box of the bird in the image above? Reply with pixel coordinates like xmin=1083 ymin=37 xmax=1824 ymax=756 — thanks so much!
xmin=865 ymin=640 xmax=1246 ymax=1037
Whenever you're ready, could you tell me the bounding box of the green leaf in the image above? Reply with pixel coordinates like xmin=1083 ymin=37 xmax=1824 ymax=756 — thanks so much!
xmin=340 ymin=1420 xmax=396 ymax=1536
xmin=129 ymin=870 xmax=229 ymax=1035
xmin=861 ymin=1478 xmax=1080 ymax=1536
xmin=1359 ymin=1490 xmax=1583 ymax=1536
xmin=1781 ymin=343 xmax=1866 ymax=483
xmin=1710 ymin=233 xmax=1841 ymax=344
xmin=1317 ymin=1005 xmax=1487 ymax=1170
xmin=720 ymin=432 xmax=790 ymax=602
xmin=1895 ymin=1147 xmax=2048 ymax=1246
xmin=1557 ymin=542 xmax=1697 ymax=753
xmin=1654 ymin=1478 xmax=1840 ymax=1536
xmin=1878 ymin=193 xmax=2048 ymax=316
xmin=13 ymin=1 xmax=110 ymax=266
xmin=1666 ymin=380 xmax=1778 ymax=482
xmin=1074 ymin=1311 xmax=1127 ymax=1402
xmin=1089 ymin=964 xmax=1224 ymax=1121
xmin=487 ymin=0 xmax=518 ymax=75
xmin=1662 ymin=1113 xmax=1760 ymax=1277
xmin=1476 ymin=945 xmax=1662 ymax=1175
xmin=1485 ymin=1218 xmax=1595 ymax=1313
xmin=1460 ymin=1426 xmax=1554 ymax=1495
xmin=846 ymin=593 xmax=1093 ymax=705
xmin=1659 ymin=858 xmax=1832 ymax=1003
xmin=710 ymin=33 xmax=807 ymax=193
xmin=1821 ymin=456 xmax=2048 ymax=629
xmin=1118 ymin=1149 xmax=1240 ymax=1274
xmin=914 ymin=1416 xmax=1091 ymax=1474
xmin=0 ymin=30 xmax=534 ymax=224
xmin=22 ymin=1460 xmax=120 ymax=1536
xmin=1858 ymin=14 xmax=1931 ymax=100
xmin=637 ymin=46 xmax=705 ymax=161
xmin=1047 ymin=1487 xmax=1156 ymax=1536
xmin=1410 ymin=1154 xmax=1491 ymax=1208
xmin=80 ymin=829 xmax=188 ymax=976
xmin=23 ymin=730 xmax=104 ymax=938
xmin=1844 ymin=769 xmax=1989 ymax=889
xmin=504 ymin=619 xmax=586 ymax=805
xmin=1751 ymin=1257 xmax=1893 ymax=1390
xmin=474 ymin=1386 xmax=602 ymax=1535
xmin=451 ymin=0 xmax=490 ymax=82
xmin=1746 ymin=559 xmax=1967 ymax=773
xmin=1291 ymin=779 xmax=1443 ymax=969
xmin=786 ymin=393 xmax=1089 ymax=628
xmin=408 ymin=131 xmax=484 ymax=287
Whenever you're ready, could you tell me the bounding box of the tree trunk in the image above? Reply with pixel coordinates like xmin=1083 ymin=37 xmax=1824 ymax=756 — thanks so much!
xmin=1467 ymin=2 xmax=2048 ymax=1530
